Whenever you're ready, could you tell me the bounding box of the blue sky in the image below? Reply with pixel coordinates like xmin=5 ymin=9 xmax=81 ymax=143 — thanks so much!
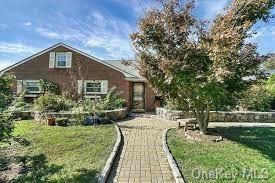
xmin=0 ymin=0 xmax=275 ymax=70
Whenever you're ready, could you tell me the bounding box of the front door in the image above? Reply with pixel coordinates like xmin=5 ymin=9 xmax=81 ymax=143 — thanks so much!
xmin=132 ymin=82 xmax=145 ymax=112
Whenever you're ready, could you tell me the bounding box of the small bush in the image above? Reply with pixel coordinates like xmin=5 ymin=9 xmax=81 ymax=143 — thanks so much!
xmin=239 ymin=82 xmax=274 ymax=111
xmin=7 ymin=91 xmax=32 ymax=114
xmin=40 ymin=79 xmax=61 ymax=95
xmin=101 ymin=87 xmax=126 ymax=110
xmin=34 ymin=93 xmax=76 ymax=113
xmin=56 ymin=118 xmax=69 ymax=126
xmin=82 ymin=87 xmax=126 ymax=114
xmin=0 ymin=112 xmax=13 ymax=141
xmin=0 ymin=74 xmax=15 ymax=112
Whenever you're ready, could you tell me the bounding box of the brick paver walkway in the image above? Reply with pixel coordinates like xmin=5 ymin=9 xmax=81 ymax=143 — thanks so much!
xmin=108 ymin=116 xmax=178 ymax=183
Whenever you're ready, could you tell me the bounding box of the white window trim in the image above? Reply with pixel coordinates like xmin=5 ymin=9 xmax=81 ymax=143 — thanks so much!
xmin=55 ymin=52 xmax=68 ymax=68
xmin=84 ymin=80 xmax=102 ymax=95
xmin=24 ymin=80 xmax=42 ymax=94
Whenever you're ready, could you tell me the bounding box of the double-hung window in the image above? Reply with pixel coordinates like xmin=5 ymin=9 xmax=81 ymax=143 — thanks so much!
xmin=85 ymin=81 xmax=102 ymax=94
xmin=24 ymin=80 xmax=42 ymax=94
xmin=55 ymin=53 xmax=67 ymax=68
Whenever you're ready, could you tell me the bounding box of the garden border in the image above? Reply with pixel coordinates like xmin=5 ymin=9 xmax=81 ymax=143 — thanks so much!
xmin=97 ymin=123 xmax=122 ymax=183
xmin=162 ymin=128 xmax=185 ymax=183
xmin=32 ymin=108 xmax=128 ymax=123
xmin=156 ymin=107 xmax=275 ymax=123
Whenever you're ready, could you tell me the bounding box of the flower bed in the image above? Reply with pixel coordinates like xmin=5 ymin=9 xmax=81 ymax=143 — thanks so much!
xmin=33 ymin=108 xmax=128 ymax=123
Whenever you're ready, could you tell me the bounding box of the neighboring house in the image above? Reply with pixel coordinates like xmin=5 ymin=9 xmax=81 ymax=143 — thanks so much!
xmin=0 ymin=43 xmax=156 ymax=112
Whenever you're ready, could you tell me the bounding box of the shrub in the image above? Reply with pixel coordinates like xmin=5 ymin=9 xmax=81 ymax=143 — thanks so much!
xmin=34 ymin=93 xmax=76 ymax=113
xmin=101 ymin=87 xmax=126 ymax=110
xmin=239 ymin=82 xmax=274 ymax=111
xmin=7 ymin=91 xmax=32 ymax=113
xmin=82 ymin=87 xmax=126 ymax=114
xmin=267 ymin=74 xmax=275 ymax=93
xmin=56 ymin=118 xmax=69 ymax=126
xmin=40 ymin=79 xmax=61 ymax=94
xmin=0 ymin=112 xmax=13 ymax=141
xmin=0 ymin=74 xmax=15 ymax=112
xmin=68 ymin=106 xmax=86 ymax=125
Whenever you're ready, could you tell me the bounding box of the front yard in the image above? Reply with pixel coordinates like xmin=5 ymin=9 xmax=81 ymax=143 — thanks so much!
xmin=168 ymin=127 xmax=275 ymax=183
xmin=0 ymin=120 xmax=117 ymax=182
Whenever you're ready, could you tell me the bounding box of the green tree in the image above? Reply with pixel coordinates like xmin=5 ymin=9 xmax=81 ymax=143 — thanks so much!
xmin=0 ymin=112 xmax=13 ymax=141
xmin=263 ymin=54 xmax=275 ymax=71
xmin=0 ymin=74 xmax=15 ymax=111
xmin=240 ymin=81 xmax=273 ymax=111
xmin=240 ymin=75 xmax=275 ymax=111
xmin=131 ymin=0 xmax=275 ymax=134
xmin=0 ymin=74 xmax=15 ymax=141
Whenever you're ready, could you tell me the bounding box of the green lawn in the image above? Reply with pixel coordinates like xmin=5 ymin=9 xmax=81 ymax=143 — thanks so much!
xmin=0 ymin=120 xmax=117 ymax=183
xmin=168 ymin=127 xmax=275 ymax=183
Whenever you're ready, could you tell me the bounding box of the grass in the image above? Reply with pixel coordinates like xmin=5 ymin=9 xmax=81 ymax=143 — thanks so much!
xmin=167 ymin=127 xmax=275 ymax=183
xmin=0 ymin=120 xmax=117 ymax=183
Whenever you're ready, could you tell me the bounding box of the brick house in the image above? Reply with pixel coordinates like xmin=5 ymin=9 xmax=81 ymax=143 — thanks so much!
xmin=0 ymin=43 xmax=157 ymax=112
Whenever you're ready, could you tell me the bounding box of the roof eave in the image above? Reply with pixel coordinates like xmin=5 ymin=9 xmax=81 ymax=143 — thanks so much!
xmin=0 ymin=43 xmax=139 ymax=78
xmin=125 ymin=77 xmax=146 ymax=82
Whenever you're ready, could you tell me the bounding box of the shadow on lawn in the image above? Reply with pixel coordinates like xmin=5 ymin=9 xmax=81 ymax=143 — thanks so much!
xmin=214 ymin=126 xmax=275 ymax=161
xmin=14 ymin=154 xmax=63 ymax=183
xmin=56 ymin=169 xmax=99 ymax=183
xmin=1 ymin=153 xmax=99 ymax=183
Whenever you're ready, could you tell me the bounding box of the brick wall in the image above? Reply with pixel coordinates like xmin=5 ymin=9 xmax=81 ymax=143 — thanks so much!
xmin=7 ymin=45 xmax=156 ymax=112
xmin=8 ymin=45 xmax=130 ymax=106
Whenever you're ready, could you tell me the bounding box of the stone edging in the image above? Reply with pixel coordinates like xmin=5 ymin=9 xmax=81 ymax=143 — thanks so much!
xmin=162 ymin=128 xmax=185 ymax=183
xmin=98 ymin=123 xmax=122 ymax=183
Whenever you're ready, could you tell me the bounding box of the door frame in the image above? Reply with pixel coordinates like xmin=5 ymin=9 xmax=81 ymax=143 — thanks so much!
xmin=131 ymin=82 xmax=145 ymax=112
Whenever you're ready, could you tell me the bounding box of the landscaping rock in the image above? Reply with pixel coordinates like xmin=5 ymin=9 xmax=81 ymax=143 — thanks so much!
xmin=156 ymin=108 xmax=275 ymax=123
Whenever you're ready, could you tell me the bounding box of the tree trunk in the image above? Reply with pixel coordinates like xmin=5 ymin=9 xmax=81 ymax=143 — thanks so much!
xmin=194 ymin=102 xmax=210 ymax=135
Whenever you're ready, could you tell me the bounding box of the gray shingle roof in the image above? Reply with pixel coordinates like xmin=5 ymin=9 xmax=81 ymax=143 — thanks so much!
xmin=104 ymin=60 xmax=142 ymax=79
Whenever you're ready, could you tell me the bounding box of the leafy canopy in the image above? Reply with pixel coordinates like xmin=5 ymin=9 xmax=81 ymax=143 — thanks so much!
xmin=131 ymin=0 xmax=275 ymax=111
xmin=131 ymin=0 xmax=275 ymax=133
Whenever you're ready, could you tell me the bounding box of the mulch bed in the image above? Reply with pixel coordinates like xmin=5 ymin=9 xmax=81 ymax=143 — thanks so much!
xmin=176 ymin=128 xmax=223 ymax=142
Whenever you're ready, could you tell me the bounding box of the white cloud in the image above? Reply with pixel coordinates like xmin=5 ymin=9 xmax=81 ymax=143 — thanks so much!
xmin=248 ymin=26 xmax=275 ymax=41
xmin=35 ymin=27 xmax=84 ymax=40
xmin=0 ymin=42 xmax=39 ymax=54
xmin=112 ymin=0 xmax=159 ymax=17
xmin=0 ymin=60 xmax=14 ymax=71
xmin=84 ymin=34 xmax=132 ymax=58
xmin=35 ymin=27 xmax=63 ymax=39
xmin=24 ymin=21 xmax=32 ymax=26
xmin=196 ymin=0 xmax=230 ymax=20
xmin=34 ymin=11 xmax=134 ymax=59
xmin=250 ymin=27 xmax=268 ymax=39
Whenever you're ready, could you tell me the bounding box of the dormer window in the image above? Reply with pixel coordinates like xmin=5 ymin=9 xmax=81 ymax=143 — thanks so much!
xmin=49 ymin=52 xmax=72 ymax=68
xmin=56 ymin=53 xmax=67 ymax=68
